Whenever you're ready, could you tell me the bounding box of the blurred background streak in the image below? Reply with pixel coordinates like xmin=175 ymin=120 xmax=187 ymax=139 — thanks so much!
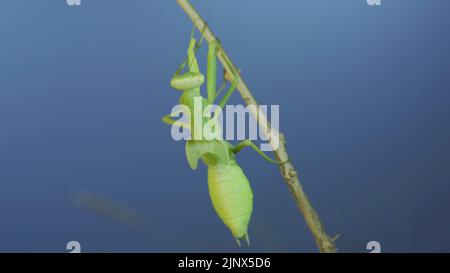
xmin=0 ymin=0 xmax=449 ymax=252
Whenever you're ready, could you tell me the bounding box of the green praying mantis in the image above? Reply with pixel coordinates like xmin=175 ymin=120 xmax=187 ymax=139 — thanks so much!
xmin=162 ymin=27 xmax=284 ymax=246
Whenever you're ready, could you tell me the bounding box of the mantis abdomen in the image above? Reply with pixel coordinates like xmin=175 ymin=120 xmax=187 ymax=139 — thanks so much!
xmin=207 ymin=161 xmax=253 ymax=245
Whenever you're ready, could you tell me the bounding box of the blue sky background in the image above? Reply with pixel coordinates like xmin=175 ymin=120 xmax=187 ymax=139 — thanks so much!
xmin=0 ymin=0 xmax=449 ymax=252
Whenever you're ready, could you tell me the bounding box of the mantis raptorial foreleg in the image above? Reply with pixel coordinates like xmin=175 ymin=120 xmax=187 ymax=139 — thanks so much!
xmin=233 ymin=139 xmax=285 ymax=165
xmin=196 ymin=23 xmax=240 ymax=107
xmin=206 ymin=41 xmax=218 ymax=104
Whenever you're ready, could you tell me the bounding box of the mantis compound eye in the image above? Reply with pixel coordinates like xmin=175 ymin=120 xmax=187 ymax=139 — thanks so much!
xmin=170 ymin=72 xmax=205 ymax=91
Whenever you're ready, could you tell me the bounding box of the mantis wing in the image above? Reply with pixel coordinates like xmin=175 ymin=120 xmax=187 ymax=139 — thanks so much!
xmin=185 ymin=140 xmax=230 ymax=170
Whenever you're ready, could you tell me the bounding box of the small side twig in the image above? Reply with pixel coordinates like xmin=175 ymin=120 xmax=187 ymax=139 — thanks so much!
xmin=175 ymin=0 xmax=337 ymax=253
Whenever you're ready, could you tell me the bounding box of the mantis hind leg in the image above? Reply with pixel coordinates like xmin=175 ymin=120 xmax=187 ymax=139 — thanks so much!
xmin=203 ymin=32 xmax=240 ymax=107
xmin=213 ymin=51 xmax=240 ymax=108
xmin=217 ymin=75 xmax=239 ymax=109
xmin=232 ymin=140 xmax=286 ymax=165
xmin=205 ymin=72 xmax=239 ymax=127
xmin=161 ymin=114 xmax=190 ymax=129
